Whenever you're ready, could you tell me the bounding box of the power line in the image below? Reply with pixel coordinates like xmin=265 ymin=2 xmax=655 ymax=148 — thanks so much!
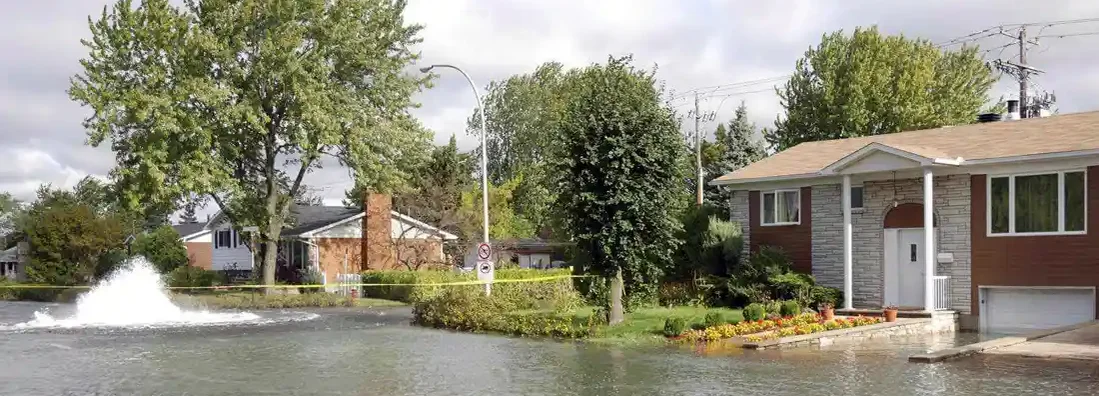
xmin=1033 ymin=31 xmax=1099 ymax=39
xmin=669 ymin=75 xmax=790 ymax=100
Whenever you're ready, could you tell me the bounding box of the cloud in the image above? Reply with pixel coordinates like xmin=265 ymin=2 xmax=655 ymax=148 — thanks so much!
xmin=4 ymin=0 xmax=1099 ymax=212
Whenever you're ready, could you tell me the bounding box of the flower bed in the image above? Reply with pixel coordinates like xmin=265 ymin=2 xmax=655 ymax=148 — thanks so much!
xmin=673 ymin=314 xmax=883 ymax=343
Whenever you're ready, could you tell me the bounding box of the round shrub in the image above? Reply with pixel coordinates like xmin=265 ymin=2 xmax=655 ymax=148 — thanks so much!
xmin=704 ymin=312 xmax=726 ymax=328
xmin=744 ymin=303 xmax=767 ymax=321
xmin=663 ymin=317 xmax=687 ymax=337
xmin=765 ymin=300 xmax=783 ymax=315
xmin=779 ymin=300 xmax=801 ymax=317
xmin=167 ymin=266 xmax=218 ymax=288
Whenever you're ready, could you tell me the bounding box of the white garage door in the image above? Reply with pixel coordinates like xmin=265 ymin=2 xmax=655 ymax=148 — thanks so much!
xmin=982 ymin=287 xmax=1095 ymax=334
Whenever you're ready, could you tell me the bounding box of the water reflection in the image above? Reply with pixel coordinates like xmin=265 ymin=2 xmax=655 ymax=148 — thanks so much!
xmin=2 ymin=303 xmax=1098 ymax=396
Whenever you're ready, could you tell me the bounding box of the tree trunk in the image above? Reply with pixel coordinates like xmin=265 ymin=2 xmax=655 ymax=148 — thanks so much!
xmin=262 ymin=237 xmax=278 ymax=293
xmin=608 ymin=268 xmax=625 ymax=325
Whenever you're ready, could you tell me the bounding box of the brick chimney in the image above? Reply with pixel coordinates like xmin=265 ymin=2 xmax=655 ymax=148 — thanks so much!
xmin=362 ymin=193 xmax=394 ymax=270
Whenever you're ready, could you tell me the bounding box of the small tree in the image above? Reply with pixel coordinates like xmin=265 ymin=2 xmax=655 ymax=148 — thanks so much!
xmin=556 ymin=56 xmax=684 ymax=324
xmin=22 ymin=190 xmax=125 ymax=285
xmin=132 ymin=225 xmax=189 ymax=274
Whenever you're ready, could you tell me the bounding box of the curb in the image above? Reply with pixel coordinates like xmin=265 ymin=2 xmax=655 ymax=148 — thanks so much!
xmin=908 ymin=320 xmax=1099 ymax=363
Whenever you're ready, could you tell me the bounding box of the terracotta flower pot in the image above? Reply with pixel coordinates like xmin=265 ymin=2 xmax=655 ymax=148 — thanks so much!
xmin=883 ymin=308 xmax=898 ymax=322
xmin=821 ymin=307 xmax=835 ymax=321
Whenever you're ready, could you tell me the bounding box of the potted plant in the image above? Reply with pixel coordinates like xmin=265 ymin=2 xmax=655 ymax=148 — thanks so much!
xmin=882 ymin=305 xmax=899 ymax=322
xmin=819 ymin=302 xmax=835 ymax=321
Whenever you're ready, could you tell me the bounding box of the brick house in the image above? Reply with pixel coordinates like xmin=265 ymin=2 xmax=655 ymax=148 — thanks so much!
xmin=204 ymin=193 xmax=457 ymax=285
xmin=712 ymin=111 xmax=1099 ymax=334
xmin=173 ymin=222 xmax=212 ymax=270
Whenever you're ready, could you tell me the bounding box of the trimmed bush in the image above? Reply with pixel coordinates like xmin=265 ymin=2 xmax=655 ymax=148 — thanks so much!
xmin=779 ymin=300 xmax=801 ymax=317
xmin=362 ymin=268 xmax=575 ymax=304
xmin=412 ymin=286 xmax=590 ymax=338
xmin=167 ymin=266 xmax=220 ymax=288
xmin=764 ymin=300 xmax=782 ymax=315
xmin=810 ymin=286 xmax=842 ymax=309
xmin=663 ymin=317 xmax=687 ymax=337
xmin=744 ymin=303 xmax=767 ymax=321
xmin=704 ymin=311 xmax=726 ymax=327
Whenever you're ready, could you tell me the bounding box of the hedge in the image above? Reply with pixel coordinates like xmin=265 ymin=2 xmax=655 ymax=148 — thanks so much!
xmin=360 ymin=268 xmax=575 ymax=304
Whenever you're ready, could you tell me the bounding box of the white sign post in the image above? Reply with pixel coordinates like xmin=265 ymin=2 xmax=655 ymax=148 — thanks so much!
xmin=476 ymin=243 xmax=494 ymax=296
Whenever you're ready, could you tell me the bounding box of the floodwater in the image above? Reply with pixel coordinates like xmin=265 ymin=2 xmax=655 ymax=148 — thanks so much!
xmin=2 ymin=302 xmax=1098 ymax=396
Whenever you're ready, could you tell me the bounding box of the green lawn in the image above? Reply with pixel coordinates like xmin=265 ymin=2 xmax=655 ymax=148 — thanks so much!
xmin=539 ymin=305 xmax=744 ymax=344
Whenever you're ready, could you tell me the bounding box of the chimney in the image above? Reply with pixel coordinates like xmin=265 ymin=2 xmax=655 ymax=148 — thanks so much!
xmin=361 ymin=193 xmax=394 ymax=270
xmin=1005 ymin=100 xmax=1020 ymax=121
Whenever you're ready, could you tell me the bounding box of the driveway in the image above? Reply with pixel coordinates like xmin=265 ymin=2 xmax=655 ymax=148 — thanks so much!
xmin=984 ymin=321 xmax=1099 ymax=361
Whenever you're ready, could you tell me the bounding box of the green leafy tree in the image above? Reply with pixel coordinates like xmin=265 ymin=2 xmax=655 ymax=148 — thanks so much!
xmin=0 ymin=192 xmax=21 ymax=237
xmin=458 ymin=176 xmax=534 ymax=241
xmin=766 ymin=26 xmax=997 ymax=150
xmin=556 ymin=57 xmax=684 ymax=324
xmin=69 ymin=0 xmax=431 ymax=288
xmin=132 ymin=225 xmax=189 ymax=274
xmin=702 ymin=102 xmax=766 ymax=213
xmin=471 ymin=62 xmax=578 ymax=237
xmin=22 ymin=186 xmax=125 ymax=285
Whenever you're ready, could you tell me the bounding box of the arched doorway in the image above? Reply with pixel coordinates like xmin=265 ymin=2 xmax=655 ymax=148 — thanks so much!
xmin=883 ymin=203 xmax=934 ymax=309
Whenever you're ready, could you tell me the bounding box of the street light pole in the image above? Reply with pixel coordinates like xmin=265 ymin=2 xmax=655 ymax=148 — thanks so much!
xmin=420 ymin=64 xmax=491 ymax=295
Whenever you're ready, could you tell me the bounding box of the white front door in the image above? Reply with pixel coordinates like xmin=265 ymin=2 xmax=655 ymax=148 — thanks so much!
xmin=897 ymin=229 xmax=926 ymax=308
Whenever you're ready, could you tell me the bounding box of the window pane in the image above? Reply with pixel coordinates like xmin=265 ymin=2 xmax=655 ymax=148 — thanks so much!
xmin=1015 ymin=174 xmax=1058 ymax=233
xmin=1065 ymin=171 xmax=1086 ymax=231
xmin=990 ymin=177 xmax=1009 ymax=233
xmin=781 ymin=190 xmax=800 ymax=222
xmin=851 ymin=186 xmax=864 ymax=209
xmin=763 ymin=193 xmax=775 ymax=224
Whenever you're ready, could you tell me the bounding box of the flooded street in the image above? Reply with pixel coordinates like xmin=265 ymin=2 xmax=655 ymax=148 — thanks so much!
xmin=1 ymin=301 xmax=1097 ymax=395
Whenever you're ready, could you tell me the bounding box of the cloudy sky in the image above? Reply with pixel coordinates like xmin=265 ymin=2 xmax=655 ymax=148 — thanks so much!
xmin=4 ymin=0 xmax=1099 ymax=220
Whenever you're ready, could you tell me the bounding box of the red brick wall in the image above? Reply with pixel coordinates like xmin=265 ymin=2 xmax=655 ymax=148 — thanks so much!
xmin=970 ymin=166 xmax=1099 ymax=318
xmin=749 ymin=187 xmax=813 ymax=274
xmin=185 ymin=242 xmax=212 ymax=270
xmin=362 ymin=193 xmax=394 ymax=270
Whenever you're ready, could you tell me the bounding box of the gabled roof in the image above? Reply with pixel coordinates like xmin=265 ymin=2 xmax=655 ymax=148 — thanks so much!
xmin=281 ymin=205 xmax=361 ymax=237
xmin=712 ymin=111 xmax=1099 ymax=185
xmin=172 ymin=222 xmax=208 ymax=240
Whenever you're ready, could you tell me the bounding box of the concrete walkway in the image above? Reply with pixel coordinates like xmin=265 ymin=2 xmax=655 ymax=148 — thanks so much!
xmin=985 ymin=321 xmax=1099 ymax=361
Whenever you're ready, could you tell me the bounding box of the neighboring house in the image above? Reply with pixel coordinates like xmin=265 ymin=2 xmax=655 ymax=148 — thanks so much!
xmin=0 ymin=242 xmax=27 ymax=281
xmin=463 ymin=238 xmax=570 ymax=269
xmin=712 ymin=111 xmax=1099 ymax=334
xmin=172 ymin=222 xmax=212 ymax=270
xmin=205 ymin=194 xmax=458 ymax=285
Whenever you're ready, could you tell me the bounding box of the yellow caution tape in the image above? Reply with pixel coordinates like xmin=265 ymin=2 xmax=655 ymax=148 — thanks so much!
xmin=0 ymin=274 xmax=594 ymax=290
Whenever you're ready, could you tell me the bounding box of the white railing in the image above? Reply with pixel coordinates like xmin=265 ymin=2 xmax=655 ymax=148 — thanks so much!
xmin=334 ymin=273 xmax=361 ymax=296
xmin=933 ymin=275 xmax=951 ymax=311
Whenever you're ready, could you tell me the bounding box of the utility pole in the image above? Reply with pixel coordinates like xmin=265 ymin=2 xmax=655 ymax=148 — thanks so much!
xmin=1018 ymin=25 xmax=1028 ymax=118
xmin=694 ymin=92 xmax=703 ymax=206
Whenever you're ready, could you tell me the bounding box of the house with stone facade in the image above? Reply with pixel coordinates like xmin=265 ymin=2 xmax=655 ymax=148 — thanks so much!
xmin=204 ymin=194 xmax=457 ymax=285
xmin=712 ymin=111 xmax=1099 ymax=334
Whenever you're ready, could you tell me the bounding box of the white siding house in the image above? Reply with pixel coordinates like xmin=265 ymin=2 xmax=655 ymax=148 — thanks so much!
xmin=209 ymin=222 xmax=253 ymax=271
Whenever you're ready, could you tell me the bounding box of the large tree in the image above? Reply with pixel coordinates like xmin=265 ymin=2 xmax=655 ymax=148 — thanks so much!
xmin=556 ymin=57 xmax=684 ymax=324
xmin=472 ymin=62 xmax=578 ymax=237
xmin=21 ymin=184 xmax=126 ymax=285
xmin=702 ymin=102 xmax=766 ymax=211
xmin=70 ymin=0 xmax=430 ymax=288
xmin=766 ymin=26 xmax=997 ymax=150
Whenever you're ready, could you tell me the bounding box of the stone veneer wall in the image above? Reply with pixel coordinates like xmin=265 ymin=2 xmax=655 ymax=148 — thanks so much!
xmin=730 ymin=190 xmax=751 ymax=260
xmin=810 ymin=175 xmax=972 ymax=314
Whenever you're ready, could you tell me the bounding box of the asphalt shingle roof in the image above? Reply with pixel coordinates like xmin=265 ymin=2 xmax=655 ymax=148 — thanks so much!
xmin=281 ymin=205 xmax=361 ymax=237
xmin=713 ymin=111 xmax=1099 ymax=184
xmin=172 ymin=222 xmax=207 ymax=238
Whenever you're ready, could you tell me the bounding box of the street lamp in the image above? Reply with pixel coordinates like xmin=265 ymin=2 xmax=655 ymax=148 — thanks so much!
xmin=420 ymin=64 xmax=491 ymax=294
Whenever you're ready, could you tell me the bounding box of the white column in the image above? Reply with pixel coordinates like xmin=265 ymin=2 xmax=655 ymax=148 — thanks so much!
xmin=842 ymin=175 xmax=854 ymax=310
xmin=923 ymin=167 xmax=935 ymax=312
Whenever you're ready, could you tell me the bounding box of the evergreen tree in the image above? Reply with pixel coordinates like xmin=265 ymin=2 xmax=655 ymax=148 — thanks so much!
xmin=702 ymin=102 xmax=767 ymax=213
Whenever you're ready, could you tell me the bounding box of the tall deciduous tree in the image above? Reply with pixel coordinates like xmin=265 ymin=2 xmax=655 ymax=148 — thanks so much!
xmin=556 ymin=57 xmax=684 ymax=325
xmin=471 ymin=62 xmax=577 ymax=236
xmin=766 ymin=26 xmax=997 ymax=151
xmin=70 ymin=0 xmax=430 ymax=288
xmin=22 ymin=184 xmax=126 ymax=285
xmin=702 ymin=102 xmax=766 ymax=213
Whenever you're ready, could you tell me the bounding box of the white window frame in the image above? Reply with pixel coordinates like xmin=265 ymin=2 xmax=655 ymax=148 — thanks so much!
xmin=761 ymin=189 xmax=801 ymax=226
xmin=850 ymin=184 xmax=865 ymax=211
xmin=986 ymin=169 xmax=1087 ymax=237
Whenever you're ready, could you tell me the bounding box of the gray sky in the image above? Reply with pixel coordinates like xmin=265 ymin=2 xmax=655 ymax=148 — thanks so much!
xmin=4 ymin=0 xmax=1099 ymax=221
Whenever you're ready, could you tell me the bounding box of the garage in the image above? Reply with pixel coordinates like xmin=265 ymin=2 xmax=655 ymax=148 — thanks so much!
xmin=980 ymin=287 xmax=1096 ymax=334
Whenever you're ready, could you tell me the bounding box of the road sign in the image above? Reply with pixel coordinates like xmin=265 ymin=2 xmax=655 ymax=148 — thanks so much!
xmin=476 ymin=260 xmax=494 ymax=282
xmin=477 ymin=243 xmax=492 ymax=260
